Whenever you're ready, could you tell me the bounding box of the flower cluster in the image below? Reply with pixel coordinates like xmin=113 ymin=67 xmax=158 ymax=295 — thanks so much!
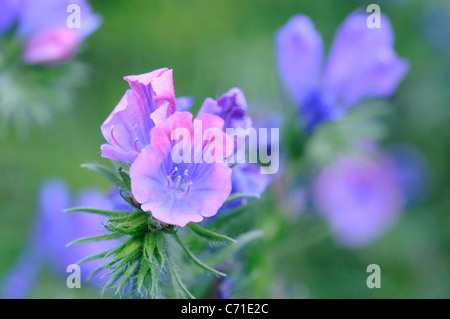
xmin=100 ymin=68 xmax=268 ymax=227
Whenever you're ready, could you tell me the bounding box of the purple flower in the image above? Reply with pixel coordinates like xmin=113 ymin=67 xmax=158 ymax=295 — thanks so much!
xmin=101 ymin=68 xmax=176 ymax=164
xmin=2 ymin=0 xmax=101 ymax=64
xmin=130 ymin=112 xmax=234 ymax=227
xmin=276 ymin=11 xmax=409 ymax=132
xmin=198 ymin=88 xmax=252 ymax=130
xmin=222 ymin=164 xmax=271 ymax=211
xmin=312 ymin=148 xmax=405 ymax=247
xmin=1 ymin=179 xmax=122 ymax=298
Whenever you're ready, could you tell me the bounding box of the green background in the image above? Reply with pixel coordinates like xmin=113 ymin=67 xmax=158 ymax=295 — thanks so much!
xmin=1 ymin=0 xmax=449 ymax=298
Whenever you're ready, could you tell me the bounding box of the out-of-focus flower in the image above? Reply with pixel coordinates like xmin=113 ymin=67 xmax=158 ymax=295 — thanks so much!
xmin=176 ymin=96 xmax=194 ymax=112
xmin=1 ymin=179 xmax=123 ymax=298
xmin=17 ymin=0 xmax=100 ymax=65
xmin=130 ymin=112 xmax=233 ymax=227
xmin=101 ymin=68 xmax=176 ymax=164
xmin=276 ymin=11 xmax=409 ymax=132
xmin=198 ymin=88 xmax=252 ymax=130
xmin=0 ymin=0 xmax=24 ymax=33
xmin=388 ymin=145 xmax=428 ymax=206
xmin=312 ymin=148 xmax=405 ymax=247
xmin=22 ymin=28 xmax=79 ymax=65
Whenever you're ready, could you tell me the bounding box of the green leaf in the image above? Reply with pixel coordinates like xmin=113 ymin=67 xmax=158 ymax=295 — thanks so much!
xmin=66 ymin=232 xmax=123 ymax=247
xmin=136 ymin=260 xmax=150 ymax=296
xmin=223 ymin=192 xmax=260 ymax=205
xmin=81 ymin=163 xmax=120 ymax=184
xmin=76 ymin=249 xmax=114 ymax=265
xmin=102 ymin=237 xmax=142 ymax=269
xmin=155 ymin=234 xmax=166 ymax=269
xmin=118 ymin=166 xmax=131 ymax=190
xmin=144 ymin=232 xmax=157 ymax=263
xmin=116 ymin=260 xmax=139 ymax=294
xmin=169 ymin=262 xmax=196 ymax=299
xmin=174 ymin=233 xmax=226 ymax=277
xmin=64 ymin=207 xmax=131 ymax=218
xmin=205 ymin=230 xmax=263 ymax=268
xmin=187 ymin=223 xmax=236 ymax=243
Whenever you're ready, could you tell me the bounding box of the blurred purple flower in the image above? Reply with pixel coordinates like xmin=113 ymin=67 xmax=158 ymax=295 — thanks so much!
xmin=1 ymin=0 xmax=101 ymax=64
xmin=1 ymin=179 xmax=125 ymax=298
xmin=198 ymin=88 xmax=252 ymax=130
xmin=130 ymin=112 xmax=233 ymax=227
xmin=0 ymin=0 xmax=25 ymax=33
xmin=388 ymin=145 xmax=428 ymax=206
xmin=276 ymin=11 xmax=409 ymax=132
xmin=312 ymin=149 xmax=405 ymax=247
xmin=101 ymin=68 xmax=176 ymax=164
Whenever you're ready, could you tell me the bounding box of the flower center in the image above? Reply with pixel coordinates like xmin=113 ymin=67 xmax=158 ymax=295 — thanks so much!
xmin=167 ymin=167 xmax=193 ymax=199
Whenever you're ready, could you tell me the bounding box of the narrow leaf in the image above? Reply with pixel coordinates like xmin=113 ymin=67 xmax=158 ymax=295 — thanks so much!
xmin=64 ymin=207 xmax=131 ymax=218
xmin=223 ymin=192 xmax=260 ymax=205
xmin=81 ymin=163 xmax=120 ymax=184
xmin=170 ymin=262 xmax=196 ymax=299
xmin=187 ymin=223 xmax=236 ymax=243
xmin=76 ymin=249 xmax=114 ymax=265
xmin=174 ymin=233 xmax=226 ymax=277
xmin=66 ymin=232 xmax=123 ymax=247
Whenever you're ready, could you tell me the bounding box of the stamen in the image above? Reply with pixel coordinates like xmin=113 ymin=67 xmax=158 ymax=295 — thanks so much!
xmin=167 ymin=167 xmax=178 ymax=191
xmin=134 ymin=138 xmax=140 ymax=152
xmin=184 ymin=169 xmax=192 ymax=197
xmin=110 ymin=126 xmax=124 ymax=149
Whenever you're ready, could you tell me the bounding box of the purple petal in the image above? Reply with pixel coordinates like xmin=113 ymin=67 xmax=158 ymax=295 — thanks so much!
xmin=275 ymin=14 xmax=323 ymax=105
xmin=341 ymin=47 xmax=409 ymax=106
xmin=176 ymin=96 xmax=194 ymax=111
xmin=101 ymin=90 xmax=154 ymax=163
xmin=313 ymin=151 xmax=405 ymax=247
xmin=321 ymin=11 xmax=396 ymax=105
xmin=198 ymin=88 xmax=251 ymax=129
xmin=0 ymin=0 xmax=25 ymax=33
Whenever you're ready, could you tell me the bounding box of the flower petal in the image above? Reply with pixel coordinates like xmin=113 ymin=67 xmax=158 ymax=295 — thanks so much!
xmin=275 ymin=14 xmax=323 ymax=105
xmin=321 ymin=11 xmax=395 ymax=103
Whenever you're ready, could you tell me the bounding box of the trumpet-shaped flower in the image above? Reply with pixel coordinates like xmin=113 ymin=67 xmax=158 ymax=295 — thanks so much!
xmin=130 ymin=112 xmax=234 ymax=227
xmin=276 ymin=11 xmax=409 ymax=132
xmin=101 ymin=68 xmax=176 ymax=163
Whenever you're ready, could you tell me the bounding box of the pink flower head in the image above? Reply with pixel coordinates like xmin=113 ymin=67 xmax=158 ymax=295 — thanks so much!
xmin=130 ymin=112 xmax=234 ymax=227
xmin=101 ymin=68 xmax=176 ymax=163
xmin=22 ymin=28 xmax=79 ymax=65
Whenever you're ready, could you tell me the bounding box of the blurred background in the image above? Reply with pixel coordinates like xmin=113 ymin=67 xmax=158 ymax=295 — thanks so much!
xmin=1 ymin=0 xmax=449 ymax=298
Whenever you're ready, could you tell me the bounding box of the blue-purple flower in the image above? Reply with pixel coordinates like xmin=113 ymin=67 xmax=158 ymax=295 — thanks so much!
xmin=130 ymin=112 xmax=234 ymax=227
xmin=1 ymin=179 xmax=123 ymax=298
xmin=312 ymin=147 xmax=405 ymax=247
xmin=1 ymin=0 xmax=101 ymax=65
xmin=276 ymin=11 xmax=409 ymax=132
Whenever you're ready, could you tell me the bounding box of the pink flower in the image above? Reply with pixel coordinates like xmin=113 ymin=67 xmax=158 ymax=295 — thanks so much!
xmin=130 ymin=112 xmax=234 ymax=227
xmin=22 ymin=28 xmax=79 ymax=65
